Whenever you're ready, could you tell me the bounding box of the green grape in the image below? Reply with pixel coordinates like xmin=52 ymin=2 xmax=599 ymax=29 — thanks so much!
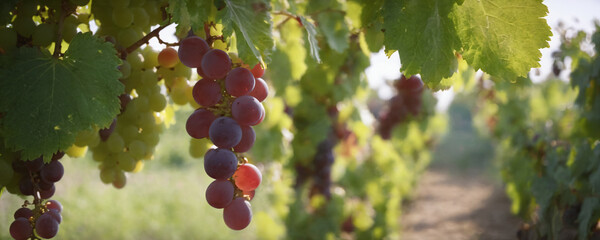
xmin=117 ymin=152 xmax=136 ymax=172
xmin=144 ymin=3 xmax=161 ymax=25
xmin=118 ymin=124 xmax=140 ymax=142
xmin=106 ymin=133 xmax=125 ymax=153
xmin=140 ymin=69 xmax=158 ymax=86
xmin=110 ymin=0 xmax=130 ymax=8
xmin=141 ymin=129 xmax=160 ymax=147
xmin=127 ymin=51 xmax=144 ymax=69
xmin=138 ymin=112 xmax=155 ymax=129
xmin=0 ymin=28 xmax=17 ymax=51
xmin=135 ymin=95 xmax=151 ymax=112
xmin=65 ymin=144 xmax=87 ymax=158
xmin=173 ymin=61 xmax=192 ymax=79
xmin=142 ymin=47 xmax=159 ymax=69
xmin=74 ymin=128 xmax=100 ymax=147
xmin=189 ymin=138 xmax=212 ymax=158
xmin=62 ymin=15 xmax=79 ymax=43
xmin=149 ymin=92 xmax=167 ymax=112
xmin=92 ymin=147 xmax=107 ymax=162
xmin=100 ymin=167 xmax=116 ymax=184
xmin=131 ymin=7 xmax=149 ymax=28
xmin=170 ymin=81 xmax=190 ymax=105
xmin=13 ymin=16 xmax=36 ymax=38
xmin=157 ymin=67 xmax=176 ymax=83
xmin=32 ymin=23 xmax=55 ymax=47
xmin=117 ymin=27 xmax=141 ymax=47
xmin=0 ymin=159 xmax=14 ymax=186
xmin=119 ymin=60 xmax=132 ymax=79
xmin=113 ymin=169 xmax=127 ymax=188
xmin=128 ymin=140 xmax=147 ymax=159
xmin=18 ymin=0 xmax=40 ymax=17
xmin=112 ymin=7 xmax=134 ymax=28
xmin=69 ymin=0 xmax=89 ymax=6
xmin=5 ymin=173 xmax=22 ymax=194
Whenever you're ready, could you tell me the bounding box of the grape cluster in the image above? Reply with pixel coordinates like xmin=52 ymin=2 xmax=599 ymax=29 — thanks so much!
xmin=378 ymin=75 xmax=424 ymax=139
xmin=175 ymin=34 xmax=267 ymax=230
xmin=2 ymin=151 xmax=65 ymax=240
xmin=10 ymin=200 xmax=63 ymax=240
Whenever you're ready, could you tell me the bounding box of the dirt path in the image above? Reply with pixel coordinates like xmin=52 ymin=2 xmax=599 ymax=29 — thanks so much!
xmin=401 ymin=166 xmax=521 ymax=240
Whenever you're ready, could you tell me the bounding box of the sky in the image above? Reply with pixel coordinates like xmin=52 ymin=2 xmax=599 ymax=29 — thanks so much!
xmin=365 ymin=0 xmax=600 ymax=111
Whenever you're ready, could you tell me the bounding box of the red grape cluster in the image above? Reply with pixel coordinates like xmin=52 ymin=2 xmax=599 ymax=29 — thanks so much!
xmin=378 ymin=75 xmax=424 ymax=139
xmin=9 ymin=152 xmax=65 ymax=239
xmin=178 ymin=35 xmax=266 ymax=230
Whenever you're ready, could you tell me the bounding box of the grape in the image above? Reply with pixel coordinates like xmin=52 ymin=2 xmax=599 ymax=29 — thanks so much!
xmin=131 ymin=7 xmax=149 ymax=28
xmin=62 ymin=15 xmax=79 ymax=43
xmin=250 ymin=64 xmax=265 ymax=78
xmin=41 ymin=160 xmax=64 ymax=183
xmin=232 ymin=163 xmax=262 ymax=191
xmin=48 ymin=209 xmax=62 ymax=224
xmin=178 ymin=36 xmax=210 ymax=68
xmin=66 ymin=144 xmax=88 ymax=158
xmin=99 ymin=119 xmax=117 ymax=141
xmin=46 ymin=200 xmax=63 ymax=213
xmin=12 ymin=159 xmax=27 ymax=172
xmin=14 ymin=208 xmax=33 ymax=220
xmin=10 ymin=217 xmax=32 ymax=240
xmin=13 ymin=16 xmax=35 ymax=38
xmin=119 ymin=61 xmax=132 ymax=80
xmin=113 ymin=170 xmax=127 ymax=188
xmin=209 ymin=117 xmax=242 ymax=148
xmin=39 ymin=184 xmax=56 ymax=199
xmin=205 ymin=179 xmax=235 ymax=208
xmin=186 ymin=108 xmax=217 ymax=139
xmin=149 ymin=92 xmax=167 ymax=112
xmin=192 ymin=79 xmax=222 ymax=107
xmin=249 ymin=78 xmax=268 ymax=102
xmin=52 ymin=151 xmax=65 ymax=161
xmin=233 ymin=126 xmax=255 ymax=153
xmin=394 ymin=75 xmax=423 ymax=94
xmin=204 ymin=148 xmax=238 ymax=180
xmin=35 ymin=212 xmax=60 ymax=239
xmin=158 ymin=47 xmax=179 ymax=68
xmin=231 ymin=96 xmax=264 ymax=126
xmin=100 ymin=167 xmax=116 ymax=184
xmin=117 ymin=27 xmax=142 ymax=47
xmin=32 ymin=23 xmax=55 ymax=47
xmin=201 ymin=49 xmax=232 ymax=79
xmin=142 ymin=47 xmax=160 ymax=69
xmin=223 ymin=197 xmax=252 ymax=230
xmin=129 ymin=140 xmax=147 ymax=159
xmin=39 ymin=179 xmax=54 ymax=191
xmin=19 ymin=177 xmax=34 ymax=195
xmin=110 ymin=0 xmax=130 ymax=8
xmin=197 ymin=65 xmax=208 ymax=79
xmin=106 ymin=133 xmax=125 ymax=153
xmin=25 ymin=157 xmax=44 ymax=172
xmin=112 ymin=8 xmax=134 ymax=28
xmin=225 ymin=68 xmax=255 ymax=97
xmin=117 ymin=152 xmax=136 ymax=172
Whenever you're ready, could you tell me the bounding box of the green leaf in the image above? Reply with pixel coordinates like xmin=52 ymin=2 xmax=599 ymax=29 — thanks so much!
xmin=316 ymin=11 xmax=350 ymax=53
xmin=577 ymin=197 xmax=600 ymax=240
xmin=299 ymin=16 xmax=321 ymax=63
xmin=219 ymin=0 xmax=274 ymax=66
xmin=168 ymin=0 xmax=215 ymax=36
xmin=383 ymin=0 xmax=461 ymax=88
xmin=531 ymin=176 xmax=556 ymax=217
xmin=452 ymin=0 xmax=551 ymax=80
xmin=0 ymin=0 xmax=17 ymax=25
xmin=0 ymin=33 xmax=123 ymax=161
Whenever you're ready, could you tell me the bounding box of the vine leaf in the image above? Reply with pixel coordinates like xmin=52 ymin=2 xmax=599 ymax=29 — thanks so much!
xmin=167 ymin=0 xmax=213 ymax=36
xmin=219 ymin=0 xmax=274 ymax=67
xmin=299 ymin=16 xmax=321 ymax=63
xmin=383 ymin=0 xmax=460 ymax=89
xmin=316 ymin=11 xmax=350 ymax=53
xmin=0 ymin=33 xmax=123 ymax=161
xmin=452 ymin=0 xmax=551 ymax=81
xmin=577 ymin=197 xmax=600 ymax=240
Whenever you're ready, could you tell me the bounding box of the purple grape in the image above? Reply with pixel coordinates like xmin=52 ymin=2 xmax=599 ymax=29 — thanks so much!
xmin=223 ymin=197 xmax=252 ymax=230
xmin=46 ymin=200 xmax=63 ymax=213
xmin=39 ymin=184 xmax=56 ymax=199
xmin=204 ymin=148 xmax=238 ymax=180
xmin=10 ymin=217 xmax=32 ymax=240
xmin=225 ymin=67 xmax=255 ymax=97
xmin=35 ymin=212 xmax=59 ymax=239
xmin=186 ymin=108 xmax=218 ymax=139
xmin=40 ymin=160 xmax=64 ymax=183
xmin=47 ymin=209 xmax=62 ymax=224
xmin=14 ymin=208 xmax=33 ymax=220
xmin=192 ymin=79 xmax=222 ymax=107
xmin=231 ymin=96 xmax=264 ymax=126
xmin=178 ymin=36 xmax=210 ymax=68
xmin=19 ymin=177 xmax=34 ymax=196
xmin=201 ymin=49 xmax=231 ymax=79
xmin=205 ymin=179 xmax=234 ymax=208
xmin=249 ymin=78 xmax=268 ymax=102
xmin=209 ymin=117 xmax=242 ymax=148
xmin=99 ymin=118 xmax=117 ymax=141
xmin=233 ymin=126 xmax=255 ymax=153
xmin=25 ymin=157 xmax=44 ymax=172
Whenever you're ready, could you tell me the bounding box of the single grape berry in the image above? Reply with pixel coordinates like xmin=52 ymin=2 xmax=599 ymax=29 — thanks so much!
xmin=394 ymin=75 xmax=424 ymax=94
xmin=204 ymin=148 xmax=238 ymax=180
xmin=9 ymin=217 xmax=32 ymax=240
xmin=192 ymin=79 xmax=222 ymax=107
xmin=232 ymin=163 xmax=262 ymax=191
xmin=201 ymin=49 xmax=232 ymax=79
xmin=223 ymin=197 xmax=252 ymax=230
xmin=35 ymin=212 xmax=60 ymax=239
xmin=158 ymin=47 xmax=179 ymax=68
xmin=250 ymin=63 xmax=265 ymax=78
xmin=178 ymin=36 xmax=210 ymax=68
xmin=205 ymin=179 xmax=235 ymax=208
xmin=13 ymin=208 xmax=33 ymax=220
xmin=231 ymin=96 xmax=264 ymax=126
xmin=209 ymin=117 xmax=242 ymax=149
xmin=46 ymin=200 xmax=63 ymax=213
xmin=233 ymin=126 xmax=255 ymax=153
xmin=40 ymin=160 xmax=64 ymax=183
xmin=225 ymin=67 xmax=255 ymax=97
xmin=249 ymin=78 xmax=268 ymax=102
xmin=186 ymin=108 xmax=217 ymax=139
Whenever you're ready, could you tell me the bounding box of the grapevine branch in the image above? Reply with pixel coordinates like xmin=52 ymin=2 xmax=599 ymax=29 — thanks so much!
xmin=125 ymin=23 xmax=172 ymax=54
xmin=52 ymin=0 xmax=69 ymax=58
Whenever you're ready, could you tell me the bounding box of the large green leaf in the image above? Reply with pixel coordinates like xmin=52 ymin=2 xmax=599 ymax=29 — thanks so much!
xmin=0 ymin=33 xmax=123 ymax=161
xmin=299 ymin=16 xmax=321 ymax=63
xmin=452 ymin=0 xmax=551 ymax=80
xmin=168 ymin=0 xmax=215 ymax=36
xmin=383 ymin=0 xmax=461 ymax=89
xmin=577 ymin=197 xmax=600 ymax=240
xmin=317 ymin=11 xmax=349 ymax=53
xmin=219 ymin=0 xmax=274 ymax=66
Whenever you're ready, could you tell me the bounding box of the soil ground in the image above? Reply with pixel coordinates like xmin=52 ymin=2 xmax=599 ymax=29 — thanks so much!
xmin=401 ymin=165 xmax=522 ymax=240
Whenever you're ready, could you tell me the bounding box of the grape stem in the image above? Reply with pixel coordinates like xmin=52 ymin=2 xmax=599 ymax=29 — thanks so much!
xmin=125 ymin=23 xmax=172 ymax=54
xmin=52 ymin=0 xmax=69 ymax=58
